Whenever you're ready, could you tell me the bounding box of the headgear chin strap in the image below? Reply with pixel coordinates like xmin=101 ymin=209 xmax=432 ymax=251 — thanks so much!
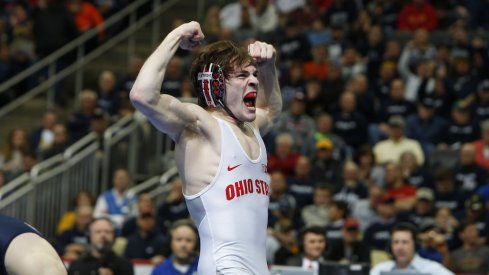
xmin=197 ymin=63 xmax=240 ymax=121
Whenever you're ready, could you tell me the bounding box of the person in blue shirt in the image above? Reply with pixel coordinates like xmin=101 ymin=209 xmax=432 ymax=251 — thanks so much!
xmin=151 ymin=219 xmax=199 ymax=275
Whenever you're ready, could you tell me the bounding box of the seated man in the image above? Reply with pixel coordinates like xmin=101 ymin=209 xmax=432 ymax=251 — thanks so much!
xmin=68 ymin=218 xmax=133 ymax=275
xmin=55 ymin=205 xmax=93 ymax=259
xmin=151 ymin=219 xmax=199 ymax=275
xmin=0 ymin=214 xmax=67 ymax=275
xmin=286 ymin=226 xmax=328 ymax=274
xmin=370 ymin=222 xmax=454 ymax=275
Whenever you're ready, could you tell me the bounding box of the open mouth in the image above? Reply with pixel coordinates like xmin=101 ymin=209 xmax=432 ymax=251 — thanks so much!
xmin=243 ymin=92 xmax=257 ymax=108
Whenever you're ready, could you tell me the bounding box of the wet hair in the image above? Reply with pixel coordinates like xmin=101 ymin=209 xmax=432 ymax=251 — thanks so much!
xmin=189 ymin=40 xmax=256 ymax=108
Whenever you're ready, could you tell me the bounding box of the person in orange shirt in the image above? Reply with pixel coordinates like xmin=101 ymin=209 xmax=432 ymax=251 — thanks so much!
xmin=474 ymin=119 xmax=489 ymax=170
xmin=67 ymin=0 xmax=105 ymax=41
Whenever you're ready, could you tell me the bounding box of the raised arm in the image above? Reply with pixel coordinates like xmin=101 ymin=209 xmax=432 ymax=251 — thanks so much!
xmin=248 ymin=41 xmax=282 ymax=135
xmin=129 ymin=21 xmax=205 ymax=141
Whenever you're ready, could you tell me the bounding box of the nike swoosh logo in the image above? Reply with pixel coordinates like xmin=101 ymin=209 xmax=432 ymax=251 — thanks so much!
xmin=227 ymin=164 xmax=242 ymax=171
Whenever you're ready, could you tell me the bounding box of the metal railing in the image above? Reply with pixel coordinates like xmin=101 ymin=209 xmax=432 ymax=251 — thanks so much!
xmin=0 ymin=132 xmax=100 ymax=242
xmin=129 ymin=166 xmax=178 ymax=206
xmin=101 ymin=112 xmax=175 ymax=190
xmin=0 ymin=0 xmax=180 ymax=118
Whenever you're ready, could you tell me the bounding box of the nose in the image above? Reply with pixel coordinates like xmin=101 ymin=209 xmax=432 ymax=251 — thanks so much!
xmin=248 ymin=75 xmax=259 ymax=89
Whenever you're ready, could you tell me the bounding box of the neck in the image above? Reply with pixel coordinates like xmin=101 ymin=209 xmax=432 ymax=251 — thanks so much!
xmin=173 ymin=256 xmax=193 ymax=265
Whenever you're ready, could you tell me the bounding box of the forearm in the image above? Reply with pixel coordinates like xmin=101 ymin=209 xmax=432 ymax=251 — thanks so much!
xmin=130 ymin=29 xmax=182 ymax=106
xmin=256 ymin=64 xmax=282 ymax=125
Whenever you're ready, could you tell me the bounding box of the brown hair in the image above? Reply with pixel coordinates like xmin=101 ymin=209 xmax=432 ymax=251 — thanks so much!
xmin=189 ymin=40 xmax=255 ymax=107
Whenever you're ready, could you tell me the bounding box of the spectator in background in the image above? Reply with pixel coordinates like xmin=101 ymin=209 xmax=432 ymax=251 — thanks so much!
xmin=311 ymin=138 xmax=343 ymax=184
xmin=93 ymin=0 xmax=123 ymax=19
xmin=156 ymin=177 xmax=189 ymax=236
xmin=280 ymin=62 xmax=305 ymax=109
xmin=372 ymin=78 xmax=416 ymax=143
xmin=57 ymin=191 xmax=95 ymax=235
xmin=267 ymin=218 xmax=300 ymax=265
xmin=327 ymin=217 xmax=370 ymax=264
xmin=201 ymin=5 xmax=222 ymax=43
xmin=0 ymin=128 xmax=29 ymax=181
xmin=442 ymin=101 xmax=480 ymax=149
xmin=332 ymin=91 xmax=368 ymax=152
xmin=355 ymin=145 xmax=385 ymax=186
xmin=432 ymin=168 xmax=464 ymax=216
xmin=398 ymin=187 xmax=435 ymax=229
xmin=124 ymin=206 xmax=167 ymax=264
xmin=340 ymin=46 xmax=366 ymax=80
xmin=66 ymin=0 xmax=105 ymax=51
xmin=371 ymin=223 xmax=454 ymax=275
xmin=366 ymin=0 xmax=401 ymax=34
xmin=446 ymin=53 xmax=478 ymax=102
xmin=94 ymin=168 xmax=138 ymax=234
xmin=397 ymin=0 xmax=438 ymax=32
xmin=66 ymin=89 xmax=98 ymax=143
xmin=287 ymin=156 xmax=315 ymax=211
xmin=121 ymin=193 xmax=154 ymax=237
xmin=373 ymin=115 xmax=424 ymax=166
xmin=474 ymin=119 xmax=489 ymax=170
xmin=32 ymin=0 xmax=78 ymax=59
xmin=303 ymin=78 xmax=327 ymax=118
xmin=364 ymin=194 xmax=397 ymax=251
xmin=28 ymin=110 xmax=57 ymax=158
xmin=352 ymin=184 xmax=383 ymax=231
xmin=450 ymin=222 xmax=489 ymax=275
xmin=267 ymin=133 xmax=301 ymax=177
xmin=399 ymin=151 xmax=431 ymax=188
xmin=41 ymin=123 xmax=70 ymax=160
xmin=312 ymin=113 xmax=346 ymax=160
xmin=68 ymin=217 xmax=134 ymax=275
xmin=321 ymin=61 xmax=345 ymax=111
xmin=357 ymin=25 xmax=385 ymax=82
xmin=453 ymin=143 xmax=487 ymax=201
xmin=472 ymin=80 xmax=489 ymax=122
xmin=96 ymin=70 xmax=119 ymax=116
xmin=275 ymin=92 xmax=315 ymax=156
xmin=460 ymin=194 xmax=489 ymax=243
xmin=405 ymin=99 xmax=448 ymax=156
xmin=372 ymin=60 xmax=397 ymax=102
xmin=350 ymin=74 xmax=375 ymax=122
xmin=250 ymin=0 xmax=278 ymax=37
xmin=325 ymin=200 xmax=349 ymax=242
xmin=434 ymin=207 xmax=459 ymax=248
xmin=150 ymin=219 xmax=199 ymax=275
xmin=333 ymin=160 xmax=368 ymax=209
xmin=302 ymin=44 xmax=329 ymax=81
xmin=268 ymin=171 xmax=296 ymax=228
xmin=89 ymin=108 xmax=110 ymax=147
xmin=55 ymin=205 xmax=93 ymax=260
xmin=285 ymin=226 xmax=328 ymax=274
xmin=301 ymin=184 xmax=332 ymax=228
xmin=384 ymin=162 xmax=417 ymax=211
xmin=276 ymin=17 xmax=311 ymax=66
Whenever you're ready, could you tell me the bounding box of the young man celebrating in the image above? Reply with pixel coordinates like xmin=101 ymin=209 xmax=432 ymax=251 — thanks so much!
xmin=130 ymin=21 xmax=282 ymax=274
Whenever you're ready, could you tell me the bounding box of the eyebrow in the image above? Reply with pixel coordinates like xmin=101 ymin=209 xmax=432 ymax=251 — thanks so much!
xmin=233 ymin=70 xmax=258 ymax=76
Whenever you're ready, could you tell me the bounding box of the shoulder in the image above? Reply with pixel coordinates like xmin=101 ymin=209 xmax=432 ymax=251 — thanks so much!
xmin=415 ymin=256 xmax=454 ymax=275
xmin=371 ymin=260 xmax=395 ymax=273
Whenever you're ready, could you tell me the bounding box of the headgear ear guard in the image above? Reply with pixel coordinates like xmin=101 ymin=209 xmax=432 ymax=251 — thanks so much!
xmin=197 ymin=63 xmax=226 ymax=108
xmin=197 ymin=63 xmax=240 ymax=121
